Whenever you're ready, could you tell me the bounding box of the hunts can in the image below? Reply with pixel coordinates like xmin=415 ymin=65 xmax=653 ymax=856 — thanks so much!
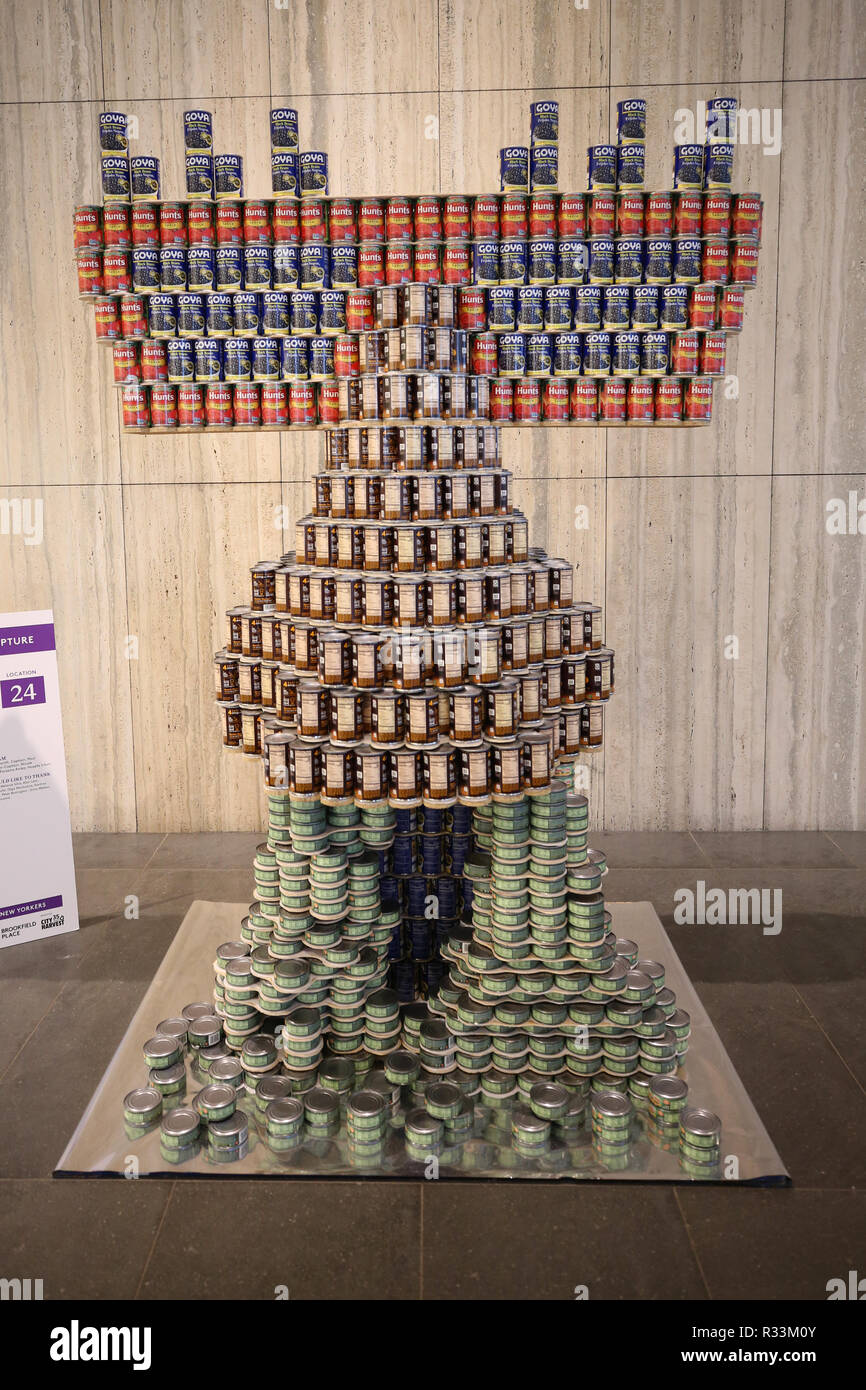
xmin=140 ymin=340 xmax=168 ymax=379
xmin=234 ymin=382 xmax=262 ymax=426
xmin=150 ymin=383 xmax=178 ymax=428
xmin=529 ymin=193 xmax=557 ymax=238
xmin=122 ymin=384 xmax=150 ymax=428
xmin=328 ymin=196 xmax=357 ymax=243
xmin=673 ymin=192 xmax=702 ymax=235
xmin=599 ymin=377 xmax=627 ymax=420
xmin=187 ymin=202 xmax=216 ymax=246
xmin=103 ymin=203 xmax=132 ymax=248
xmin=702 ymin=239 xmax=730 ymax=285
xmin=645 ymin=191 xmax=672 ymax=236
xmin=131 ymin=203 xmax=158 ymax=246
xmin=76 ymin=252 xmax=103 ymax=297
xmin=112 ymin=341 xmax=139 ymax=382
xmin=558 ymin=193 xmax=585 ymax=237
xmin=384 ymin=196 xmax=412 ymax=241
xmin=94 ymin=298 xmax=120 ymax=340
xmin=730 ymin=239 xmax=759 ymax=286
xmin=262 ymin=382 xmax=289 ymax=426
xmin=160 ymin=202 xmax=187 ymax=247
xmin=616 ymin=193 xmax=644 ymax=236
xmin=500 ymin=193 xmax=528 ymax=239
xmin=358 ymin=244 xmax=385 ymax=286
xmin=346 ymin=290 xmax=374 ymax=332
xmin=514 ymin=378 xmax=541 ymax=421
xmin=718 ymin=285 xmax=745 ymax=332
xmin=543 ymin=377 xmax=570 ymax=420
xmin=120 ymin=294 xmax=148 ymax=336
xmin=358 ymin=198 xmax=386 ymax=242
xmin=700 ymin=332 xmax=726 ymax=375
xmin=688 ymin=284 xmax=717 ymax=329
xmin=415 ymin=196 xmax=443 ymax=240
xmin=702 ymin=192 xmax=731 ymax=238
xmin=570 ymin=379 xmax=597 ymax=420
xmin=444 ymin=195 xmax=471 ymax=239
xmin=627 ymin=376 xmax=654 ymax=421
xmin=684 ymin=375 xmax=713 ymax=420
xmin=732 ymin=194 xmax=762 ymax=241
xmin=206 ymin=382 xmax=233 ymax=427
xmin=459 ymin=288 xmax=488 ymax=330
xmin=670 ymin=330 xmax=698 ymax=375
xmin=655 ymin=377 xmax=682 ymax=421
xmin=473 ymin=195 xmax=500 ymax=239
xmin=216 ymin=201 xmax=243 ymax=244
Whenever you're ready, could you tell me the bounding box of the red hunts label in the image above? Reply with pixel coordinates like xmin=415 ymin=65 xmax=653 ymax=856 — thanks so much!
xmin=273 ymin=201 xmax=300 ymax=244
xmin=318 ymin=381 xmax=340 ymax=423
xmin=178 ymin=383 xmax=205 ymax=427
xmin=542 ymin=378 xmax=570 ymax=419
xmin=732 ymin=194 xmax=762 ymax=240
xmin=384 ymin=197 xmax=412 ymax=241
xmin=121 ymin=386 xmax=149 ymax=428
xmin=216 ymin=201 xmax=243 ymax=245
xmin=112 ymin=341 xmax=139 ymax=381
xmin=645 ymin=192 xmax=673 ymax=236
xmin=206 ymin=383 xmax=233 ymax=426
xmin=718 ymin=286 xmax=745 ymax=331
xmin=151 ymin=383 xmax=178 ymax=427
xmin=288 ymin=381 xmax=316 ymax=424
xmin=689 ymin=285 xmax=717 ymax=329
xmin=472 ymin=196 xmax=500 ymax=239
xmin=529 ymin=194 xmax=556 ymax=238
xmin=159 ymin=202 xmax=187 ymax=247
xmin=489 ymin=379 xmax=514 ymax=420
xmin=459 ymin=289 xmax=487 ymax=330
xmin=102 ymin=203 xmax=131 ymax=248
xmin=599 ymin=378 xmax=626 ymax=420
xmin=414 ymin=245 xmax=441 ymax=284
xmin=358 ymin=198 xmax=385 ymax=242
xmin=187 ymin=202 xmax=215 ymax=245
xmin=103 ymin=251 xmax=132 ymax=293
xmin=443 ymin=242 xmax=471 ymax=285
xmin=334 ymin=335 xmax=360 ymax=376
xmin=626 ymin=377 xmax=654 ymax=419
xmin=234 ymin=383 xmax=262 ymax=426
xmin=120 ymin=294 xmax=147 ymax=336
xmin=514 ymin=378 xmax=541 ymax=421
xmin=300 ymin=200 xmax=328 ymax=243
xmin=702 ymin=192 xmax=731 ymax=238
xmin=702 ymin=239 xmax=730 ymax=284
xmin=654 ymin=378 xmax=682 ymax=419
xmin=358 ymin=244 xmax=385 ymax=286
xmin=500 ymin=194 xmax=528 ymax=239
xmin=243 ymin=201 xmax=272 ymax=245
xmin=731 ymin=240 xmax=759 ymax=284
xmin=673 ymin=192 xmax=702 ymax=235
xmin=414 ymin=197 xmax=442 ymax=240
xmin=570 ymin=378 xmax=598 ymax=419
xmin=327 ymin=198 xmax=356 ymax=243
xmin=131 ymin=203 xmax=158 ymax=246
xmin=140 ymin=340 xmax=168 ymax=381
xmin=586 ymin=193 xmax=615 ymax=237
xmin=670 ymin=330 xmax=698 ymax=375
xmin=94 ymin=298 xmax=121 ymax=339
xmin=385 ymin=243 xmax=413 ymax=285
xmin=616 ymin=193 xmax=644 ymax=235
xmin=684 ymin=375 xmax=713 ymax=419
xmin=471 ymin=332 xmax=498 ymax=374
xmin=74 ymin=206 xmax=102 ymax=251
xmin=700 ymin=332 xmax=726 ymax=375
xmin=557 ymin=193 xmax=585 ymax=237
xmin=444 ymin=195 xmax=471 ymax=239
xmin=262 ymin=382 xmax=289 ymax=425
xmin=346 ymin=290 xmax=374 ymax=331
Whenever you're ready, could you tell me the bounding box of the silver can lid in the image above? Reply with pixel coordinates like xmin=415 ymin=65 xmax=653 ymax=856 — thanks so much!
xmin=149 ymin=1062 xmax=186 ymax=1087
xmin=680 ymin=1106 xmax=721 ymax=1139
xmin=156 ymin=1017 xmax=189 ymax=1041
xmin=210 ymin=1057 xmax=245 ymax=1086
xmin=182 ymin=1002 xmax=213 ymax=1022
xmin=143 ymin=1035 xmax=179 ymax=1060
xmin=405 ymin=1107 xmax=442 ymax=1137
xmin=209 ymin=1110 xmax=249 ymax=1142
xmin=529 ymin=1082 xmax=569 ymax=1115
xmin=124 ymin=1087 xmax=161 ymax=1118
xmin=198 ymin=1083 xmax=237 ymax=1111
xmin=216 ymin=940 xmax=251 ymax=962
xmin=304 ymin=1087 xmax=340 ymax=1119
xmin=257 ymin=1075 xmax=294 ymax=1104
xmin=650 ymin=1076 xmax=689 ymax=1103
xmin=426 ymin=1081 xmax=463 ymax=1111
xmin=591 ymin=1089 xmax=632 ymax=1119
xmin=348 ymin=1089 xmax=386 ymax=1119
xmin=161 ymin=1106 xmax=199 ymax=1139
xmin=512 ymin=1105 xmax=549 ymax=1135
xmin=266 ymin=1098 xmax=304 ymax=1127
xmin=318 ymin=1057 xmax=355 ymax=1088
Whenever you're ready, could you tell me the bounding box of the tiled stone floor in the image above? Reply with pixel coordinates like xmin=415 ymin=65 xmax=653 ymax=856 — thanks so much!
xmin=0 ymin=831 xmax=863 ymax=1300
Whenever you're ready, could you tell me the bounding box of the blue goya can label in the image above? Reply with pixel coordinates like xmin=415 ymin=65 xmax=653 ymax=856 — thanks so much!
xmin=244 ymin=246 xmax=273 ymax=291
xmin=184 ymin=110 xmax=213 ymax=152
xmin=616 ymin=145 xmax=644 ymax=190
xmin=309 ymin=336 xmax=335 ymax=379
xmin=544 ymin=284 xmax=573 ymax=330
xmin=290 ymin=290 xmax=318 ymax=334
xmin=273 ymin=244 xmax=300 ymax=290
xmin=300 ymin=151 xmax=329 ymax=198
xmin=272 ymin=153 xmax=300 ymax=198
xmin=516 ymin=285 xmax=544 ymax=331
xmin=552 ymin=332 xmax=581 ymax=376
xmin=473 ymin=241 xmax=500 ymax=286
xmin=167 ymin=338 xmax=195 ymax=382
xmin=195 ymin=338 xmax=223 ymax=382
xmin=148 ymin=294 xmax=176 ymax=336
xmin=252 ymin=336 xmax=281 ymax=381
xmin=573 ymin=284 xmax=602 ymax=330
xmin=673 ymin=145 xmax=704 ymax=190
xmin=632 ymin=284 xmax=661 ymax=329
xmin=528 ymin=239 xmax=557 ymax=285
xmin=281 ymin=336 xmax=309 ymax=378
xmin=101 ymin=156 xmax=130 ymax=201
xmin=557 ymin=240 xmax=588 ymax=284
xmin=214 ymin=154 xmax=243 ymax=200
xmin=206 ymin=293 xmax=234 ymax=336
xmin=530 ymin=101 xmax=559 ymax=145
xmin=498 ymin=240 xmax=527 ymax=285
xmin=616 ymin=99 xmax=646 ymax=144
xmin=703 ymin=143 xmax=734 ymax=189
xmin=160 ymin=246 xmax=187 ymax=290
xmin=644 ymin=238 xmax=673 ymax=283
xmin=641 ymin=331 xmax=669 ymax=375
xmin=659 ymin=284 xmax=688 ymax=330
xmin=614 ymin=237 xmax=643 ymax=284
xmin=587 ymin=238 xmax=614 ymax=284
xmin=497 ymin=333 xmax=526 ymax=376
xmin=612 ymin=331 xmax=640 ymax=376
xmin=673 ymin=237 xmax=702 ymax=283
xmin=587 ymin=146 xmax=617 ymax=191
xmin=582 ymin=331 xmax=611 ymax=376
xmin=500 ymin=147 xmax=529 ymax=192
xmin=214 ymin=245 xmax=242 ymax=291
xmin=233 ymin=292 xmax=263 ymax=335
xmin=262 ymin=292 xmax=290 ymax=335
xmin=131 ymin=247 xmax=159 ymax=291
xmin=706 ymin=98 xmax=738 ymax=143
xmin=188 ymin=245 xmax=216 ymax=290
xmin=270 ymin=108 xmax=299 ymax=153
xmin=99 ymin=112 xmax=128 ymax=154
xmin=224 ymin=337 xmax=252 ymax=381
xmin=525 ymin=332 xmax=552 ymax=375
xmin=330 ymin=245 xmax=358 ymax=289
xmin=131 ymin=156 xmax=160 ymax=201
xmin=177 ymin=293 xmax=205 ymax=337
xmin=602 ymin=284 xmax=631 ymax=329
xmin=487 ymin=286 xmax=516 ymax=331
xmin=530 ymin=146 xmax=558 ymax=193
xmin=300 ymin=243 xmax=330 ymax=289
xmin=186 ymin=154 xmax=215 ymax=199
xmin=318 ymin=290 xmax=347 ymax=333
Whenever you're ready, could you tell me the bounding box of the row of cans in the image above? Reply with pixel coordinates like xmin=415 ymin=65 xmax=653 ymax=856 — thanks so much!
xmin=95 ymin=283 xmax=747 ymax=347
xmin=501 ymin=142 xmax=739 ymax=194
xmin=76 ymin=234 xmax=760 ymax=297
xmin=99 ymin=149 xmax=330 ymax=203
xmin=75 ymin=192 xmax=764 ymax=251
xmin=501 ymin=96 xmax=741 ymax=154
xmin=110 ymin=329 xmax=728 ymax=385
xmin=119 ymin=376 xmax=714 ymax=430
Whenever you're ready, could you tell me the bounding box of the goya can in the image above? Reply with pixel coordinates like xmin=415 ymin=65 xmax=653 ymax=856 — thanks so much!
xmin=252 ymin=336 xmax=281 ymax=381
xmin=617 ymin=98 xmax=646 ymax=144
xmin=281 ymin=335 xmax=309 ymax=379
xmin=552 ymin=332 xmax=581 ymax=376
xmin=500 ymin=148 xmax=529 ymax=193
xmin=616 ymin=146 xmax=644 ymax=190
xmin=703 ymin=144 xmax=734 ymax=190
xmin=273 ymin=244 xmax=300 ymax=289
xmin=530 ymin=101 xmax=559 ymax=145
xmin=319 ymin=290 xmax=347 ymax=333
xmin=101 ymin=155 xmax=130 ymax=202
xmin=177 ymin=292 xmax=206 ymax=337
xmin=530 ymin=146 xmax=558 ymax=193
xmin=497 ymin=333 xmax=526 ymax=377
xmin=473 ymin=241 xmax=499 ymax=286
xmin=99 ymin=111 xmax=128 ymax=155
xmin=658 ymin=284 xmax=687 ymax=330
xmin=557 ymin=240 xmax=587 ymax=285
xmin=167 ymin=338 xmax=195 ymax=382
xmin=587 ymin=238 xmax=613 ymax=284
xmin=525 ymin=332 xmax=552 ymax=375
xmin=612 ymin=330 xmax=640 ymax=376
xmin=528 ymin=239 xmax=557 ymax=284
xmin=270 ymin=107 xmax=299 ymax=153
xmin=614 ymin=238 xmax=642 ymax=284
xmin=159 ymin=246 xmax=186 ymax=291
xmin=272 ymin=152 xmax=301 ymax=198
xmin=330 ymin=244 xmax=357 ymax=291
xmin=544 ymin=284 xmax=573 ymax=330
xmin=189 ymin=244 xmax=217 ymax=290
xmin=244 ymin=245 xmax=272 ymax=291
xmin=224 ymin=337 xmax=252 ymax=382
xmin=603 ymin=284 xmax=631 ymax=329
xmin=641 ymin=331 xmax=669 ymax=376
xmin=147 ymin=295 xmax=176 ymax=338
xmin=673 ymin=145 xmax=704 ymax=191
xmin=706 ymin=97 xmax=738 ymax=143
xmin=644 ymin=238 xmax=672 ymax=284
xmin=573 ymin=285 xmax=601 ymax=330
xmin=131 ymin=247 xmax=159 ymax=292
xmin=673 ymin=237 xmax=702 ymax=284
xmin=131 ymin=156 xmax=160 ymax=201
xmin=290 ymin=290 xmax=318 ymax=333
xmin=184 ymin=109 xmax=213 ymax=152
xmin=300 ymin=244 xmax=329 ymax=290
xmin=206 ymin=292 xmax=234 ymax=336
xmin=516 ymin=284 xmax=543 ymax=331
xmin=300 ymin=151 xmax=329 ymax=197
xmin=587 ymin=146 xmax=617 ymax=192
xmin=186 ymin=154 xmax=215 ymax=200
xmin=582 ymin=331 xmax=611 ymax=376
xmin=487 ymin=286 xmax=516 ymax=331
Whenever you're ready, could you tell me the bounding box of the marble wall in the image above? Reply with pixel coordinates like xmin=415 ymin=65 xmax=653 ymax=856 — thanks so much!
xmin=0 ymin=0 xmax=862 ymax=831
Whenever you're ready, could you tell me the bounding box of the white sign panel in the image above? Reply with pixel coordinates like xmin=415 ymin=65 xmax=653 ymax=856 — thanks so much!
xmin=0 ymin=610 xmax=79 ymax=948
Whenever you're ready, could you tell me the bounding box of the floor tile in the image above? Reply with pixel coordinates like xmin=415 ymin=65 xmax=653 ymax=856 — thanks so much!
xmin=691 ymin=832 xmax=849 ymax=868
xmin=678 ymin=1188 xmax=866 ymax=1300
xmin=824 ymin=833 xmax=866 ymax=869
xmin=795 ymin=980 xmax=866 ymax=1092
xmin=150 ymin=832 xmax=263 ymax=871
xmin=422 ymin=1184 xmax=706 ymax=1299
xmin=592 ymin=832 xmax=710 ymax=868
xmin=0 ymin=1178 xmax=173 ymax=1300
xmin=72 ymin=833 xmax=165 ymax=871
xmin=139 ymin=1181 xmax=421 ymax=1299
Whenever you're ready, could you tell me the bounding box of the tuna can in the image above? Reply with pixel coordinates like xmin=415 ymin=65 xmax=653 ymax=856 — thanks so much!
xmin=500 ymin=147 xmax=529 ymax=193
xmin=616 ymin=146 xmax=644 ymax=190
xmin=300 ymin=151 xmax=329 ymax=198
xmin=160 ymin=1105 xmax=200 ymax=1149
xmin=530 ymin=146 xmax=558 ymax=193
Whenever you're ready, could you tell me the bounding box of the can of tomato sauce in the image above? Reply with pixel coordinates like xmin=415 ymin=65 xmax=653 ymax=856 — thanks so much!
xmin=187 ymin=202 xmax=216 ymax=246
xmin=329 ymin=197 xmax=357 ymax=243
xmin=500 ymin=194 xmax=528 ymax=240
xmin=702 ymin=192 xmax=731 ymax=238
xmin=673 ymin=191 xmax=702 ymax=235
xmin=234 ymin=382 xmax=262 ymax=427
xmin=570 ymin=379 xmax=597 ymax=420
xmin=473 ymin=195 xmax=500 ymax=239
xmin=346 ymin=290 xmax=374 ymax=332
xmin=514 ymin=378 xmax=541 ymax=421
xmin=654 ymin=378 xmax=682 ymax=421
xmin=273 ymin=200 xmax=300 ymax=244
xmin=76 ymin=253 xmax=103 ymax=296
xmin=288 ymin=380 xmax=316 ymax=425
xmin=385 ymin=242 xmax=413 ymax=285
xmin=459 ymin=288 xmax=487 ymax=331
xmin=112 ymin=341 xmax=139 ymax=382
xmin=702 ymin=239 xmax=729 ymax=285
xmin=557 ymin=193 xmax=585 ymax=238
xmin=414 ymin=244 xmax=441 ymax=284
xmin=262 ymin=382 xmax=289 ymax=426
xmin=670 ymin=330 xmax=699 ymax=375
xmin=689 ymin=285 xmax=717 ymax=329
xmin=216 ymin=201 xmax=243 ymax=245
xmin=700 ymin=333 xmax=726 ymax=375
xmin=103 ymin=203 xmax=132 ymax=248
xmin=489 ymin=379 xmax=514 ymax=421
xmin=94 ymin=297 xmax=121 ymax=340
xmin=626 ymin=377 xmax=654 ymax=422
xmin=415 ymin=196 xmax=442 ymax=240
xmin=121 ymin=385 xmax=150 ymax=429
xmin=334 ymin=334 xmax=360 ymax=377
xmin=159 ymin=202 xmax=187 ymax=247
xmin=358 ymin=198 xmax=386 ymax=242
xmin=318 ymin=381 xmax=340 ymax=424
xmin=730 ymin=239 xmax=759 ymax=286
xmin=443 ymin=242 xmax=471 ymax=285
xmin=684 ymin=375 xmax=713 ymax=420
xmin=74 ymin=205 xmax=102 ymax=252
xmin=616 ymin=193 xmax=644 ymax=235
xmin=120 ymin=294 xmax=148 ymax=337
xmin=244 ymin=200 xmax=273 ymax=245
xmin=358 ymin=244 xmax=385 ymax=287
xmin=178 ymin=383 xmax=206 ymax=428
xmin=599 ymin=378 xmax=627 ymax=421
xmin=543 ymin=378 xmax=570 ymax=420
xmin=586 ymin=192 xmax=615 ymax=237
xmin=444 ymin=195 xmax=471 ymax=239
xmin=644 ymin=192 xmax=673 ymax=236
xmin=732 ymin=194 xmax=762 ymax=242
xmin=718 ymin=285 xmax=745 ymax=332
xmin=151 ymin=383 xmax=179 ymax=429
xmin=140 ymin=340 xmax=168 ymax=382
xmin=206 ymin=382 xmax=233 ymax=427
xmin=529 ymin=194 xmax=556 ymax=238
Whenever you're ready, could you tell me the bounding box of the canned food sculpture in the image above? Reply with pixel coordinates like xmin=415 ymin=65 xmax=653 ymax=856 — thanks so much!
xmin=94 ymin=99 xmax=740 ymax=1172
